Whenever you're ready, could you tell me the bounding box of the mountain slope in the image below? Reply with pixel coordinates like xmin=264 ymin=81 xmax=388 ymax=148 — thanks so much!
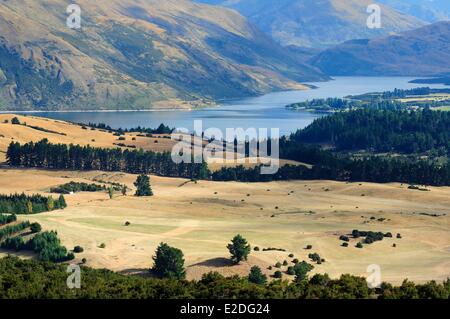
xmin=0 ymin=0 xmax=326 ymax=111
xmin=195 ymin=0 xmax=425 ymax=48
xmin=378 ymin=0 xmax=450 ymax=22
xmin=311 ymin=21 xmax=450 ymax=76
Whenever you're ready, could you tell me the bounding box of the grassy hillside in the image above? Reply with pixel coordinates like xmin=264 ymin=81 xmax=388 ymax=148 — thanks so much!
xmin=0 ymin=0 xmax=326 ymax=111
xmin=311 ymin=21 xmax=450 ymax=76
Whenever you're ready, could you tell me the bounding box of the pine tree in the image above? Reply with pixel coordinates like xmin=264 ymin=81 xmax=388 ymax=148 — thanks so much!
xmin=227 ymin=234 xmax=251 ymax=264
xmin=134 ymin=175 xmax=153 ymax=197
xmin=152 ymin=243 xmax=185 ymax=279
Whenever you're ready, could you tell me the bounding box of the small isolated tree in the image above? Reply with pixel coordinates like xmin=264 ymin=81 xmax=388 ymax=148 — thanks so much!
xmin=134 ymin=175 xmax=153 ymax=197
xmin=121 ymin=185 xmax=127 ymax=196
xmin=248 ymin=266 xmax=267 ymax=285
xmin=108 ymin=187 xmax=114 ymax=199
xmin=11 ymin=117 xmax=20 ymax=125
xmin=58 ymin=195 xmax=67 ymax=209
xmin=152 ymin=243 xmax=185 ymax=279
xmin=227 ymin=234 xmax=251 ymax=264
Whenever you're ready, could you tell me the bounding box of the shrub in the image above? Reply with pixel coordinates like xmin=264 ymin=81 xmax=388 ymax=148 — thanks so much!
xmin=273 ymin=271 xmax=282 ymax=279
xmin=248 ymin=266 xmax=267 ymax=285
xmin=283 ymin=260 xmax=288 ymax=266
xmin=99 ymin=243 xmax=106 ymax=249
xmin=356 ymin=242 xmax=363 ymax=249
xmin=275 ymin=262 xmax=282 ymax=268
xmin=81 ymin=258 xmax=87 ymax=264
xmin=287 ymin=266 xmax=295 ymax=275
xmin=292 ymin=258 xmax=299 ymax=264
xmin=288 ymin=253 xmax=294 ymax=258
xmin=293 ymin=261 xmax=314 ymax=282
xmin=342 ymin=242 xmax=349 ymax=247
xmin=397 ymin=233 xmax=402 ymax=239
xmin=11 ymin=117 xmax=20 ymax=125
xmin=254 ymin=246 xmax=260 ymax=251
xmin=305 ymin=245 xmax=313 ymax=250
xmin=339 ymin=235 xmax=350 ymax=242
xmin=30 ymin=222 xmax=42 ymax=233
xmin=73 ymin=246 xmax=84 ymax=253
xmin=124 ymin=221 xmax=131 ymax=226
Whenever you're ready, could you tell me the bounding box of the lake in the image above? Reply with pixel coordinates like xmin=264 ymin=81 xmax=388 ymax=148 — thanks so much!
xmin=24 ymin=76 xmax=447 ymax=136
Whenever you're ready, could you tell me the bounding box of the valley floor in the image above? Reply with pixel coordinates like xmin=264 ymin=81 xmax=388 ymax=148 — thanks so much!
xmin=0 ymin=168 xmax=449 ymax=284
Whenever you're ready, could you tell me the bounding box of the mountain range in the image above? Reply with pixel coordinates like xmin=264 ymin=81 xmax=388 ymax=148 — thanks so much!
xmin=311 ymin=21 xmax=450 ymax=76
xmin=0 ymin=0 xmax=326 ymax=111
xmin=195 ymin=0 xmax=425 ymax=48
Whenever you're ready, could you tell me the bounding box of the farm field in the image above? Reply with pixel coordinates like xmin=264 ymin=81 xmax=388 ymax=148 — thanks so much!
xmin=0 ymin=168 xmax=449 ymax=284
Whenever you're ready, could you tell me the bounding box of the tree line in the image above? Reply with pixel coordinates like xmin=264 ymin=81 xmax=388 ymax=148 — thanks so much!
xmin=0 ymin=193 xmax=67 ymax=215
xmin=212 ymin=157 xmax=450 ymax=186
xmin=1 ymin=230 xmax=74 ymax=263
xmin=292 ymin=108 xmax=450 ymax=154
xmin=6 ymin=139 xmax=210 ymax=180
xmin=0 ymin=256 xmax=448 ymax=299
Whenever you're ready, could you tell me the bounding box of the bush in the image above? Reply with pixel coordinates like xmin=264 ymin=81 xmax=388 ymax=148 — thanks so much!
xmin=11 ymin=117 xmax=20 ymax=125
xmin=356 ymin=242 xmax=363 ymax=249
xmin=287 ymin=266 xmax=295 ymax=275
xmin=30 ymin=222 xmax=42 ymax=233
xmin=81 ymin=258 xmax=87 ymax=264
xmin=293 ymin=261 xmax=314 ymax=282
xmin=339 ymin=235 xmax=350 ymax=242
xmin=275 ymin=262 xmax=282 ymax=268
xmin=254 ymin=246 xmax=260 ymax=251
xmin=305 ymin=245 xmax=313 ymax=250
xmin=73 ymin=246 xmax=84 ymax=253
xmin=397 ymin=233 xmax=402 ymax=239
xmin=288 ymin=253 xmax=294 ymax=258
xmin=283 ymin=260 xmax=288 ymax=266
xmin=273 ymin=271 xmax=282 ymax=279
xmin=248 ymin=266 xmax=267 ymax=285
xmin=152 ymin=242 xmax=186 ymax=280
xmin=292 ymin=258 xmax=299 ymax=264
xmin=342 ymin=242 xmax=349 ymax=247
xmin=99 ymin=243 xmax=106 ymax=249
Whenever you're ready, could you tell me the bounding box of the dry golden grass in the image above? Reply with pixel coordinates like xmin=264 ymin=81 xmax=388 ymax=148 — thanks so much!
xmin=0 ymin=168 xmax=449 ymax=284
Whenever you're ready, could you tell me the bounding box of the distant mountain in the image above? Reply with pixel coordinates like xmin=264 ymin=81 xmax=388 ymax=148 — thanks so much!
xmin=195 ymin=0 xmax=425 ymax=48
xmin=0 ymin=0 xmax=326 ymax=111
xmin=378 ymin=0 xmax=450 ymax=22
xmin=311 ymin=21 xmax=450 ymax=76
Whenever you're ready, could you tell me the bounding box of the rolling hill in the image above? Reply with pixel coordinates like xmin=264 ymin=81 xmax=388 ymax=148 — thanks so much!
xmin=195 ymin=0 xmax=425 ymax=48
xmin=311 ymin=21 xmax=450 ymax=76
xmin=0 ymin=0 xmax=326 ymax=111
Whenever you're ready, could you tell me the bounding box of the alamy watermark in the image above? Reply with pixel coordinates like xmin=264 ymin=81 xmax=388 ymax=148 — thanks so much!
xmin=66 ymin=264 xmax=81 ymax=289
xmin=366 ymin=264 xmax=382 ymax=288
xmin=367 ymin=4 xmax=382 ymax=29
xmin=171 ymin=121 xmax=280 ymax=175
xmin=66 ymin=4 xmax=81 ymax=29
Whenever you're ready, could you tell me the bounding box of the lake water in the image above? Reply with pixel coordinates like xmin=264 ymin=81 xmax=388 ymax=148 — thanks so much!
xmin=25 ymin=77 xmax=447 ymax=136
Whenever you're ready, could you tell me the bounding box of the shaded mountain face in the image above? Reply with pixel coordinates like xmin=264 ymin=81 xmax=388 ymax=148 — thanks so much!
xmin=0 ymin=0 xmax=326 ymax=111
xmin=195 ymin=0 xmax=425 ymax=48
xmin=310 ymin=21 xmax=450 ymax=76
xmin=378 ymin=0 xmax=450 ymax=22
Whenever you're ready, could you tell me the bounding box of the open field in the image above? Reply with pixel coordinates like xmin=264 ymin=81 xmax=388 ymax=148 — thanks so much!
xmin=0 ymin=114 xmax=303 ymax=170
xmin=0 ymin=168 xmax=449 ymax=284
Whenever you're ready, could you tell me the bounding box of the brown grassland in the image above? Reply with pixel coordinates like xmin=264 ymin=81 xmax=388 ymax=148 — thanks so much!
xmin=0 ymin=114 xmax=449 ymax=284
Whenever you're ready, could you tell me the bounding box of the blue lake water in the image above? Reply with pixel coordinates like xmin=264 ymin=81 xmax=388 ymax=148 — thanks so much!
xmin=24 ymin=76 xmax=447 ymax=136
